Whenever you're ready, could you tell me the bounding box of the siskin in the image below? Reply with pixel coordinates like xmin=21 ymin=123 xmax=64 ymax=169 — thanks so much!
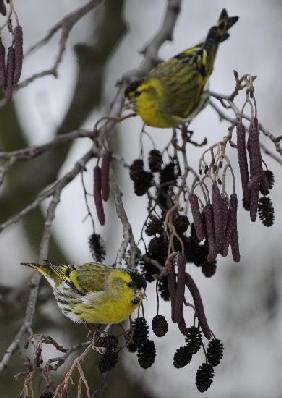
xmin=21 ymin=261 xmax=147 ymax=324
xmin=125 ymin=9 xmax=239 ymax=128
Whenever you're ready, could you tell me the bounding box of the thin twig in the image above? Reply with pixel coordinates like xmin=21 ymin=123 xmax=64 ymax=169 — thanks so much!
xmin=122 ymin=0 xmax=182 ymax=81
xmin=112 ymin=175 xmax=139 ymax=268
xmin=0 ymin=150 xmax=95 ymax=233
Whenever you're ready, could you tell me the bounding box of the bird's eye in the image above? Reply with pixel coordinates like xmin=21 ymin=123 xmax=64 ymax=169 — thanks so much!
xmin=127 ymin=281 xmax=136 ymax=289
xmin=135 ymin=90 xmax=141 ymax=97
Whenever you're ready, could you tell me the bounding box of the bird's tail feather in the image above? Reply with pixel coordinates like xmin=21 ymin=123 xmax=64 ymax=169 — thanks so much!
xmin=21 ymin=261 xmax=58 ymax=284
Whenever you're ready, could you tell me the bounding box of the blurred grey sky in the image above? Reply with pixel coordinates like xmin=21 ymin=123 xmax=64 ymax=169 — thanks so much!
xmin=1 ymin=1 xmax=282 ymax=397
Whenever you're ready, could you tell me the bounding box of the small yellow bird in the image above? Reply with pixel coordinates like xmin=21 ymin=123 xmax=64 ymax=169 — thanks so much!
xmin=21 ymin=261 xmax=147 ymax=324
xmin=125 ymin=9 xmax=239 ymax=128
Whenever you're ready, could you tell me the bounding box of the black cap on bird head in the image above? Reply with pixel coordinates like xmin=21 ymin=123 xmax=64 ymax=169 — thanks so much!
xmin=208 ymin=8 xmax=239 ymax=43
xmin=127 ymin=270 xmax=147 ymax=291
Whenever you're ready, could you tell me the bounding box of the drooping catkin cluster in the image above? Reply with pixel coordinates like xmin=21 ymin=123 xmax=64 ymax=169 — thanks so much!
xmin=93 ymin=151 xmax=112 ymax=226
xmin=0 ymin=3 xmax=23 ymax=101
xmin=188 ymin=187 xmax=240 ymax=263
xmin=236 ymin=119 xmax=275 ymax=226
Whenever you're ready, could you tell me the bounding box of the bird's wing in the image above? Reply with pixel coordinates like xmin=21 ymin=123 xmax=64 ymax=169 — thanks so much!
xmin=22 ymin=261 xmax=112 ymax=294
xmin=150 ymin=53 xmax=205 ymax=119
xmin=72 ymin=262 xmax=112 ymax=294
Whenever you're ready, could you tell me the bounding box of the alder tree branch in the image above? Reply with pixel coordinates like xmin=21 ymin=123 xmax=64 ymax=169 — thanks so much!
xmin=122 ymin=0 xmax=182 ymax=81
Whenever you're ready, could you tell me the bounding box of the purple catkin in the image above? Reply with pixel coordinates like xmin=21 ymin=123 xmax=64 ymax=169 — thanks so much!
xmin=13 ymin=25 xmax=23 ymax=84
xmin=229 ymin=194 xmax=240 ymax=262
xmin=249 ymin=186 xmax=260 ymax=222
xmin=5 ymin=46 xmax=15 ymax=102
xmin=222 ymin=195 xmax=229 ymax=233
xmin=248 ymin=118 xmax=263 ymax=177
xmin=236 ymin=122 xmax=250 ymax=209
xmin=94 ymin=165 xmax=105 ymax=226
xmin=204 ymin=205 xmax=217 ymax=263
xmin=189 ymin=193 xmax=204 ymax=241
xmin=248 ymin=171 xmax=266 ymax=191
xmin=101 ymin=151 xmax=111 ymax=202
xmin=185 ymin=273 xmax=212 ymax=340
xmin=212 ymin=182 xmax=225 ymax=253
xmin=0 ymin=38 xmax=6 ymax=89
xmin=174 ymin=253 xmax=186 ymax=327
xmin=247 ymin=118 xmax=265 ymax=218
xmin=221 ymin=196 xmax=230 ymax=257
xmin=163 ymin=253 xmax=178 ymax=323
xmin=0 ymin=0 xmax=6 ymax=16
xmin=167 ymin=261 xmax=177 ymax=323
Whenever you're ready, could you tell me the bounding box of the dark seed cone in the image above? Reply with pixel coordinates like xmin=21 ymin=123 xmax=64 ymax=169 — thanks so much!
xmin=145 ymin=216 xmax=163 ymax=236
xmin=137 ymin=339 xmax=156 ymax=369
xmin=94 ymin=165 xmax=105 ymax=225
xmin=98 ymin=351 xmax=118 ymax=373
xmin=0 ymin=38 xmax=6 ymax=89
xmin=5 ymin=46 xmax=15 ymax=102
xmin=148 ymin=149 xmax=162 ymax=172
xmin=185 ymin=326 xmax=202 ymax=354
xmin=184 ymin=225 xmax=207 ymax=265
xmin=258 ymin=196 xmax=275 ymax=227
xmin=157 ymin=162 xmax=178 ymax=209
xmin=173 ymin=346 xmax=192 ymax=368
xmin=236 ymin=122 xmax=250 ymax=209
xmin=189 ymin=194 xmax=205 ymax=241
xmin=129 ymin=159 xmax=144 ymax=181
xmin=132 ymin=317 xmax=149 ymax=346
xmin=88 ymin=233 xmax=106 ymax=262
xmin=173 ymin=214 xmax=189 ymax=234
xmin=134 ymin=171 xmax=153 ymax=196
xmin=158 ymin=277 xmax=170 ymax=301
xmin=160 ymin=161 xmax=178 ymax=184
xmin=127 ymin=341 xmax=138 ymax=352
xmin=141 ymin=254 xmax=157 ymax=283
xmin=148 ymin=236 xmax=167 ymax=264
xmin=196 ymin=363 xmax=215 ymax=392
xmin=13 ymin=25 xmax=23 ymax=84
xmin=101 ymin=151 xmax=111 ymax=201
xmin=206 ymin=338 xmax=224 ymax=367
xmin=264 ymin=170 xmax=274 ymax=190
xmin=204 ymin=205 xmax=217 ymax=263
xmin=152 ymin=314 xmax=168 ymax=337
xmin=202 ymin=261 xmax=217 ymax=277
xmin=95 ymin=334 xmax=118 ymax=352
